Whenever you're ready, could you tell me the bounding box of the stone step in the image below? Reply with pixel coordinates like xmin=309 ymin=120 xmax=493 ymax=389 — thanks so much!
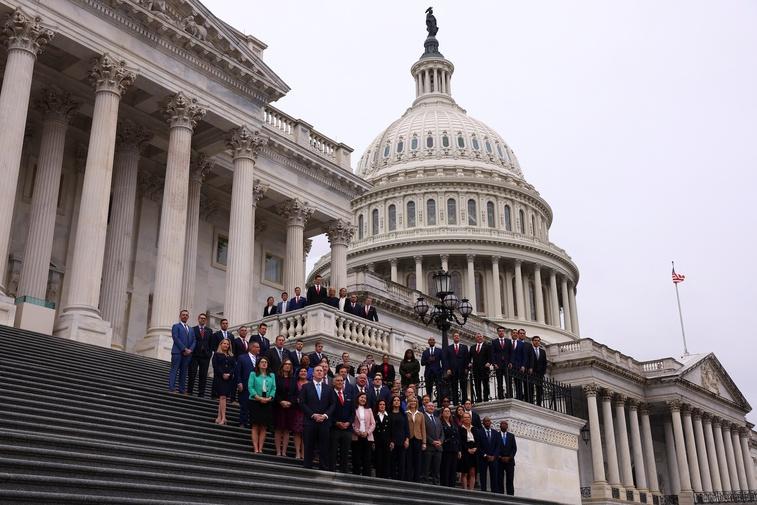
xmin=0 ymin=489 xmax=225 ymax=505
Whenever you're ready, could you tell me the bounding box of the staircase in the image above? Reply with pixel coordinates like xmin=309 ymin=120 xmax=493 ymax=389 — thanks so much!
xmin=0 ymin=325 xmax=560 ymax=505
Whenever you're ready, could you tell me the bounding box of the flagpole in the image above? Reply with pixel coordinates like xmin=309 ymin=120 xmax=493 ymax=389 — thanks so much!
xmin=672 ymin=261 xmax=689 ymax=356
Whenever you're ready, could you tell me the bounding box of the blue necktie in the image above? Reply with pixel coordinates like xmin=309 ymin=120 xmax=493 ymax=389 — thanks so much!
xmin=316 ymin=382 xmax=321 ymax=400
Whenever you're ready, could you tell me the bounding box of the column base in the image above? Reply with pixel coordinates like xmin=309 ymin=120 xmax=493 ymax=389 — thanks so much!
xmin=0 ymin=293 xmax=17 ymax=326
xmin=637 ymin=489 xmax=650 ymax=504
xmin=14 ymin=298 xmax=56 ymax=334
xmin=135 ymin=326 xmax=172 ymax=361
xmin=53 ymin=309 xmax=112 ymax=347
xmin=677 ymin=491 xmax=695 ymax=505
xmin=590 ymin=482 xmax=613 ymax=500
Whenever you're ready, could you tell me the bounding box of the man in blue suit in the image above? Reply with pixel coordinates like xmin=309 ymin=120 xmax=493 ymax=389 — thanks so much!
xmin=286 ymin=286 xmax=307 ymax=311
xmin=234 ymin=341 xmax=260 ymax=428
xmin=497 ymin=420 xmax=518 ymax=495
xmin=299 ymin=365 xmax=335 ymax=470
xmin=421 ymin=337 xmax=443 ymax=404
xmin=249 ymin=322 xmax=270 ymax=355
xmin=276 ymin=292 xmax=289 ymax=314
xmin=443 ymin=332 xmax=469 ymax=405
xmin=169 ymin=309 xmax=196 ymax=394
xmin=479 ymin=416 xmax=503 ymax=492
xmin=510 ymin=328 xmax=533 ymax=400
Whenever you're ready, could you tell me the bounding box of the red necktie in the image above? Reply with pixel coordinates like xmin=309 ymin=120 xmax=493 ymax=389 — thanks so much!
xmin=338 ymin=390 xmax=344 ymax=405
xmin=454 ymin=344 xmax=458 ymax=355
xmin=477 ymin=343 xmax=481 ymax=353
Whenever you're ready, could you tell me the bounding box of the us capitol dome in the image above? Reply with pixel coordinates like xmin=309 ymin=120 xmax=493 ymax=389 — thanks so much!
xmin=313 ymin=21 xmax=581 ymax=342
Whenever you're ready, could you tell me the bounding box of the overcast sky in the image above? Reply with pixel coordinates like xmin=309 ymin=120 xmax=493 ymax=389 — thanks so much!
xmin=204 ymin=1 xmax=757 ymax=421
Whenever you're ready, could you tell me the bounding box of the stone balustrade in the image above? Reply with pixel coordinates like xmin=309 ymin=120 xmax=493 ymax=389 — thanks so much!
xmin=551 ymin=338 xmax=686 ymax=377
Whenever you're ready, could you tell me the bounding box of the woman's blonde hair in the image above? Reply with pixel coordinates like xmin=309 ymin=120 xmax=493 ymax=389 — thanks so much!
xmin=216 ymin=338 xmax=232 ymax=356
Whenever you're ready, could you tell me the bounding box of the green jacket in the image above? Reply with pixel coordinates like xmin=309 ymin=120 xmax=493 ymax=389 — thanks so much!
xmin=248 ymin=372 xmax=276 ymax=400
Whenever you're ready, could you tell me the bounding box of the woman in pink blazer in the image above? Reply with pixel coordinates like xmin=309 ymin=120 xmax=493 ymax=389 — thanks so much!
xmin=352 ymin=392 xmax=376 ymax=476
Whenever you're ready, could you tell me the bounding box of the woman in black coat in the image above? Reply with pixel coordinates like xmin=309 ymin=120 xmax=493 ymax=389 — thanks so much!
xmin=439 ymin=406 xmax=460 ymax=487
xmin=388 ymin=395 xmax=409 ymax=481
xmin=373 ymin=399 xmax=392 ymax=478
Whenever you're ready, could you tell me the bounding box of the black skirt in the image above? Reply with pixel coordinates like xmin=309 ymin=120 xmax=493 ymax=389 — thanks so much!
xmin=250 ymin=396 xmax=274 ymax=427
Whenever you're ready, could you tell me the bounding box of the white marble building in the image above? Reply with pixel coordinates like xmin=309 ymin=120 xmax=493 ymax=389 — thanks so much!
xmin=0 ymin=2 xmax=754 ymax=505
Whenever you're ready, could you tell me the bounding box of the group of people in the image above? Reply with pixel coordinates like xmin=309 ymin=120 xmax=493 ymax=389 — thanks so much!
xmin=167 ymin=306 xmax=553 ymax=495
xmin=261 ymin=275 xmax=379 ymax=321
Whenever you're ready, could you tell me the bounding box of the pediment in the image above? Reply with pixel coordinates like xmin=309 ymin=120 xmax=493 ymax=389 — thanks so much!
xmin=110 ymin=0 xmax=290 ymax=100
xmin=680 ymin=354 xmax=750 ymax=410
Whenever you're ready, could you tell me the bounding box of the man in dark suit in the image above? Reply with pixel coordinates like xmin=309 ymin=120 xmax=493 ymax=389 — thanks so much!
xmin=367 ymin=373 xmax=391 ymax=410
xmin=169 ymin=309 xmax=195 ymax=394
xmin=308 ymin=341 xmax=325 ymax=368
xmin=423 ymin=402 xmax=443 ymax=485
xmin=276 ymin=291 xmax=289 ymax=314
xmin=324 ymin=286 xmax=340 ymax=308
xmin=299 ymin=364 xmax=335 ymax=470
xmin=336 ymin=364 xmax=357 ymax=392
xmin=421 ymin=337 xmax=443 ymax=403
xmin=306 ymin=274 xmax=329 ymax=306
xmin=444 ymin=332 xmax=469 ymax=405
xmin=469 ymin=332 xmax=492 ymax=403
xmin=188 ymin=313 xmax=213 ymax=397
xmin=210 ymin=318 xmax=232 ymax=398
xmin=360 ymin=296 xmax=379 ymax=321
xmin=231 ymin=326 xmax=249 ymax=359
xmin=530 ymin=335 xmax=548 ymax=405
xmin=266 ymin=334 xmax=290 ymax=373
xmin=329 ymin=375 xmax=354 ymax=473
xmin=479 ymin=416 xmax=503 ymax=492
xmin=338 ymin=352 xmax=356 ymax=378
xmin=497 ymin=420 xmax=517 ymax=495
xmin=286 ymin=286 xmax=307 ymax=311
xmin=290 ymin=339 xmax=305 ymax=369
xmin=262 ymin=296 xmax=278 ymax=317
xmin=344 ymin=294 xmax=361 ymax=315
xmin=234 ymin=340 xmax=260 ymax=428
xmin=490 ymin=326 xmax=512 ymax=400
xmin=370 ymin=354 xmax=395 ymax=385
xmin=249 ymin=322 xmax=270 ymax=355
xmin=510 ymin=328 xmax=532 ymax=400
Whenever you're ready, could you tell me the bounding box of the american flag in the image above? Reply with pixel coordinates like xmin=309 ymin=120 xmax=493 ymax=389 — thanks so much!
xmin=672 ymin=267 xmax=685 ymax=284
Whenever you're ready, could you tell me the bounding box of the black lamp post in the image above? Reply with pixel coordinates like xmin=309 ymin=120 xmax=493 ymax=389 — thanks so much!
xmin=413 ymin=270 xmax=473 ymax=364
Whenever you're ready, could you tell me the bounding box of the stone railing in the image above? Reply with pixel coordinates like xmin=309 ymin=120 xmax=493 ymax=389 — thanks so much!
xmin=262 ymin=105 xmax=351 ymax=171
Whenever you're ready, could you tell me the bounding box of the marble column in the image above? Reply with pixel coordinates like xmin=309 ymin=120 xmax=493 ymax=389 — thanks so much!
xmin=561 ymin=276 xmax=573 ymax=332
xmin=491 ymin=256 xmax=502 ymax=318
xmin=731 ymin=425 xmax=748 ymax=492
xmin=569 ymin=283 xmax=580 ymax=335
xmin=691 ymin=410 xmax=713 ymax=492
xmin=440 ymin=254 xmax=449 ymax=272
xmin=722 ymin=422 xmax=741 ymax=491
xmin=533 ymin=264 xmax=545 ymax=323
xmin=583 ymin=385 xmax=608 ymax=490
xmin=99 ymin=121 xmax=151 ymax=350
xmin=281 ymin=198 xmax=313 ymax=296
xmin=415 ymin=255 xmax=424 ymax=293
xmin=514 ymin=260 xmax=525 ymax=320
xmin=601 ymin=390 xmax=622 ymax=487
xmin=739 ymin=427 xmax=756 ymax=491
xmin=614 ymin=395 xmax=635 ymax=489
xmin=17 ymin=89 xmax=78 ymax=300
xmin=504 ymin=268 xmax=515 ymax=318
xmin=712 ymin=417 xmax=733 ymax=492
xmin=326 ymin=218 xmax=354 ymax=291
xmin=389 ymin=258 xmax=398 ymax=283
xmin=664 ymin=420 xmax=682 ymax=494
xmin=639 ymin=404 xmax=660 ymax=493
xmin=522 ymin=275 xmax=532 ymax=320
xmin=681 ymin=405 xmax=703 ymax=492
xmin=549 ymin=270 xmax=560 ymax=327
xmin=466 ymin=254 xmax=476 ymax=312
xmin=180 ymin=153 xmax=213 ymax=315
xmin=223 ymin=126 xmax=266 ymax=325
xmin=0 ymin=9 xmax=54 ymax=300
xmin=669 ymin=401 xmax=693 ymax=492
xmin=142 ymin=92 xmax=205 ymax=355
xmin=628 ymin=399 xmax=648 ymax=493
xmin=702 ymin=414 xmax=723 ymax=492
xmin=59 ymin=146 xmax=87 ymax=309
xmin=55 ymin=54 xmax=135 ymax=347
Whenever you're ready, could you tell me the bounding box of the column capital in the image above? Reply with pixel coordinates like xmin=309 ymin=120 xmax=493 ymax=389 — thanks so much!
xmin=711 ymin=416 xmax=722 ymax=427
xmin=613 ymin=393 xmax=627 ymax=407
xmin=2 ymin=8 xmax=54 ymax=55
xmin=389 ymin=258 xmax=398 ymax=266
xmin=190 ymin=152 xmax=213 ymax=183
xmin=414 ymin=255 xmax=423 ymax=263
xmin=303 ymin=238 xmax=313 ymax=256
xmin=738 ymin=426 xmax=750 ymax=438
xmin=639 ymin=402 xmax=651 ymax=415
xmin=600 ymin=388 xmax=615 ymax=402
xmin=533 ymin=263 xmax=541 ymax=272
xmin=514 ymin=259 xmax=523 ymax=266
xmin=701 ymin=412 xmax=713 ymax=424
xmin=466 ymin=253 xmax=475 ymax=262
xmin=162 ymin=91 xmax=205 ymax=130
xmin=680 ymin=403 xmax=693 ymax=416
xmin=89 ymin=53 xmax=136 ymax=95
xmin=691 ymin=408 xmax=703 ymax=421
xmin=491 ymin=255 xmax=501 ymax=264
xmin=35 ymin=87 xmax=78 ymax=123
xmin=278 ymin=198 xmax=313 ymax=227
xmin=667 ymin=399 xmax=683 ymax=412
xmin=226 ymin=125 xmax=267 ymax=160
xmin=116 ymin=119 xmax=152 ymax=153
xmin=440 ymin=253 xmax=449 ymax=262
xmin=252 ymin=180 xmax=268 ymax=207
xmin=582 ymin=383 xmax=599 ymax=397
xmin=325 ymin=218 xmax=355 ymax=246
xmin=627 ymin=398 xmax=640 ymax=410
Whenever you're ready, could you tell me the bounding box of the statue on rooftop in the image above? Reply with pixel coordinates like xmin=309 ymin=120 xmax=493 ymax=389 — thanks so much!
xmin=426 ymin=7 xmax=438 ymax=37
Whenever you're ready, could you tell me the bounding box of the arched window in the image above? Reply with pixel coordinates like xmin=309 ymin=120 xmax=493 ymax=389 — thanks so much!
xmin=426 ymin=199 xmax=436 ymax=225
xmin=531 ymin=215 xmax=536 ymax=236
xmin=406 ymin=273 xmax=416 ymax=290
xmin=475 ymin=272 xmax=485 ymax=314
xmin=447 ymin=198 xmax=457 ymax=225
xmin=496 ymin=143 xmax=505 ymax=159
xmin=442 ymin=132 xmax=450 ymax=148
xmin=504 ymin=205 xmax=512 ymax=231
xmin=485 ymin=139 xmax=493 ymax=154
xmin=371 ymin=209 xmax=379 ymax=235
xmin=406 ymin=201 xmax=416 ymax=228
xmin=471 ymin=136 xmax=480 ymax=151
xmin=457 ymin=133 xmax=465 ymax=148
xmin=383 ymin=143 xmax=390 ymax=158
xmin=450 ymin=271 xmax=462 ymax=295
xmin=358 ymin=214 xmax=364 ymax=239
xmin=518 ymin=209 xmax=525 ymax=234
xmin=486 ymin=201 xmax=495 ymax=228
xmin=411 ymin=134 xmax=419 ymax=151
xmin=388 ymin=204 xmax=397 ymax=231
xmin=396 ymin=138 xmax=404 ymax=153
xmin=467 ymin=199 xmax=477 ymax=226
xmin=426 ymin=134 xmax=434 ymax=148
